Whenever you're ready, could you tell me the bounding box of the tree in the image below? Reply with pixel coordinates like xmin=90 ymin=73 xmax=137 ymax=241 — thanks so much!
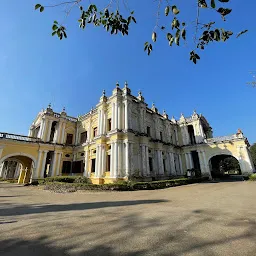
xmin=34 ymin=0 xmax=248 ymax=64
xmin=250 ymin=143 xmax=256 ymax=168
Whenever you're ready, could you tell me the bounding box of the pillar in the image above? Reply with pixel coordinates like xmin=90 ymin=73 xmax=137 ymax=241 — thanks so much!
xmin=124 ymin=101 xmax=129 ymax=130
xmin=39 ymin=151 xmax=48 ymax=178
xmin=97 ymin=109 xmax=101 ymax=135
xmin=54 ymin=152 xmax=62 ymax=176
xmin=110 ymin=142 xmax=115 ymax=177
xmin=115 ymin=142 xmax=119 ymax=177
xmin=169 ymin=152 xmax=176 ymax=176
xmin=179 ymin=154 xmax=183 ymax=175
xmin=145 ymin=145 xmax=150 ymax=176
xmin=189 ymin=152 xmax=194 ymax=169
xmin=33 ymin=150 xmax=42 ymax=179
xmin=83 ymin=150 xmax=89 ymax=177
xmin=141 ymin=145 xmax=146 ymax=176
xmin=38 ymin=119 xmax=45 ymax=139
xmin=125 ymin=142 xmax=130 ymax=177
xmin=112 ymin=103 xmax=115 ymax=131
xmin=158 ymin=150 xmax=164 ymax=175
xmin=101 ymin=145 xmax=106 ymax=177
xmin=60 ymin=122 xmax=66 ymax=144
xmin=185 ymin=153 xmax=190 ymax=170
xmin=46 ymin=120 xmax=54 ymax=142
xmin=115 ymin=102 xmax=118 ymax=130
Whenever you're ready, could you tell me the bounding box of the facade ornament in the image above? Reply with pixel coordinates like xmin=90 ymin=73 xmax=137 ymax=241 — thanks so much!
xmin=192 ymin=109 xmax=199 ymax=119
xmin=46 ymin=103 xmax=53 ymax=114
xmin=180 ymin=113 xmax=185 ymax=123
xmin=116 ymin=81 xmax=120 ymax=88
xmin=171 ymin=116 xmax=176 ymax=123
xmin=163 ymin=110 xmax=168 ymax=119
xmin=123 ymin=81 xmax=131 ymax=95
xmin=102 ymin=89 xmax=106 ymax=97
xmin=137 ymin=90 xmax=144 ymax=102
xmin=151 ymin=102 xmax=158 ymax=113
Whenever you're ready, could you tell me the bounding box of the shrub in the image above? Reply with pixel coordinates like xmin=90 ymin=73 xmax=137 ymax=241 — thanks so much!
xmin=45 ymin=176 xmax=76 ymax=183
xmin=249 ymin=173 xmax=256 ymax=181
xmin=43 ymin=177 xmax=208 ymax=193
xmin=74 ymin=176 xmax=90 ymax=184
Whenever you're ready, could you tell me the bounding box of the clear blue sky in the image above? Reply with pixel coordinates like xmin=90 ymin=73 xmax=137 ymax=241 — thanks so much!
xmin=0 ymin=1 xmax=255 ymax=143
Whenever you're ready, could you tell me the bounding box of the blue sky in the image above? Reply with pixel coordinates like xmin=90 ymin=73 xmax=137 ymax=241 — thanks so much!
xmin=0 ymin=1 xmax=255 ymax=143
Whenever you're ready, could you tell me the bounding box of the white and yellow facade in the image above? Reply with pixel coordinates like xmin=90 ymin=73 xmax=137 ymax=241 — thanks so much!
xmin=0 ymin=82 xmax=254 ymax=184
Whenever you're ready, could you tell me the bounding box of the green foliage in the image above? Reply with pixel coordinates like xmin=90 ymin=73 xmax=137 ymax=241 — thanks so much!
xmin=35 ymin=0 xmax=248 ymax=64
xmin=250 ymin=143 xmax=256 ymax=168
xmin=249 ymin=174 xmax=256 ymax=181
xmin=45 ymin=176 xmax=77 ymax=183
xmin=219 ymin=157 xmax=240 ymax=172
xmin=42 ymin=177 xmax=208 ymax=192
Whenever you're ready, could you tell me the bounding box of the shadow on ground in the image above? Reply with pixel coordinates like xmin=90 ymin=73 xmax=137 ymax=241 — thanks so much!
xmin=1 ymin=207 xmax=256 ymax=256
xmin=0 ymin=200 xmax=168 ymax=217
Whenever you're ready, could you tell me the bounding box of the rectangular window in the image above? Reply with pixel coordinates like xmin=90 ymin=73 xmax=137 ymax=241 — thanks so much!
xmin=108 ymin=119 xmax=112 ymax=131
xmin=80 ymin=131 xmax=87 ymax=144
xmin=66 ymin=134 xmax=73 ymax=145
xmin=93 ymin=127 xmax=98 ymax=137
xmin=91 ymin=159 xmax=96 ymax=173
xmin=62 ymin=161 xmax=71 ymax=174
xmin=149 ymin=157 xmax=153 ymax=173
xmin=72 ymin=161 xmax=83 ymax=173
xmin=147 ymin=126 xmax=151 ymax=136
xmin=107 ymin=155 xmax=111 ymax=172
xmin=163 ymin=159 xmax=166 ymax=173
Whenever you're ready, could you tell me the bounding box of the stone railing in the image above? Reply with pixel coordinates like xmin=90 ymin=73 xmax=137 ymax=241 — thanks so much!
xmin=66 ymin=116 xmax=78 ymax=122
xmin=78 ymin=108 xmax=98 ymax=121
xmin=0 ymin=132 xmax=41 ymax=143
xmin=207 ymin=134 xmax=243 ymax=143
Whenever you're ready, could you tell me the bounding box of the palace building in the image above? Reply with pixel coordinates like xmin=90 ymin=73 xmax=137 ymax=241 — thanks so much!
xmin=0 ymin=82 xmax=254 ymax=184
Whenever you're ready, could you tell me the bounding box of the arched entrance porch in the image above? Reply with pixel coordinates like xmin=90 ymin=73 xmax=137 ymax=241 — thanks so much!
xmin=0 ymin=153 xmax=36 ymax=184
xmin=209 ymin=154 xmax=241 ymax=178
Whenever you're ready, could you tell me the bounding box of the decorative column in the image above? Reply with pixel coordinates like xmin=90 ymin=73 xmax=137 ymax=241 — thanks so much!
xmin=158 ymin=150 xmax=164 ymax=175
xmin=83 ymin=150 xmax=89 ymax=177
xmin=97 ymin=109 xmax=101 ymax=135
xmin=141 ymin=145 xmax=146 ymax=176
xmin=185 ymin=153 xmax=190 ymax=170
xmin=95 ymin=145 xmax=100 ymax=177
xmin=46 ymin=120 xmax=53 ymax=142
xmin=110 ymin=142 xmax=115 ymax=177
xmin=169 ymin=152 xmax=176 ymax=175
xmin=111 ymin=103 xmax=115 ymax=131
xmin=114 ymin=142 xmax=119 ymax=177
xmin=125 ymin=142 xmax=130 ymax=177
xmin=124 ymin=101 xmax=129 ymax=130
xmin=33 ymin=150 xmax=42 ymax=179
xmin=100 ymin=145 xmax=106 ymax=177
xmin=189 ymin=152 xmax=194 ymax=169
xmin=54 ymin=152 xmax=62 ymax=176
xmin=39 ymin=151 xmax=48 ymax=178
xmin=145 ymin=145 xmax=150 ymax=176
xmin=60 ymin=122 xmax=66 ymax=144
xmin=38 ymin=119 xmax=45 ymax=139
xmin=179 ymin=154 xmax=183 ymax=175
xmin=49 ymin=151 xmax=58 ymax=177
xmin=115 ymin=102 xmax=118 ymax=130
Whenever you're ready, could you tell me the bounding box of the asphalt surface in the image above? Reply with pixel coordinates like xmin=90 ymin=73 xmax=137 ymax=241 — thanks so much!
xmin=0 ymin=181 xmax=255 ymax=256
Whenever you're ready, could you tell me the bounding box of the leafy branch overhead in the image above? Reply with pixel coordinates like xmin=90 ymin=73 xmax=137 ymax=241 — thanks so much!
xmin=35 ymin=0 xmax=248 ymax=64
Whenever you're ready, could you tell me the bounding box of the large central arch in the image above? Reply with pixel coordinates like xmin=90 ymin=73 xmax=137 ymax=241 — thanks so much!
xmin=208 ymin=154 xmax=241 ymax=178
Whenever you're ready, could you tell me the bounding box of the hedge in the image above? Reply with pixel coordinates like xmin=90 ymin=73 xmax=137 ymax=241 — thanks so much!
xmin=249 ymin=173 xmax=256 ymax=181
xmin=41 ymin=177 xmax=208 ymax=193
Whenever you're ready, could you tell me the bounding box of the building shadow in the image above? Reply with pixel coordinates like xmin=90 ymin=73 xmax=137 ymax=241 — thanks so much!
xmin=0 ymin=199 xmax=168 ymax=217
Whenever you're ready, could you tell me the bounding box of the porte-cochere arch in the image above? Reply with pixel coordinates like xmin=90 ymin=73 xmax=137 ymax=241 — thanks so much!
xmin=208 ymin=154 xmax=241 ymax=178
xmin=0 ymin=153 xmax=36 ymax=183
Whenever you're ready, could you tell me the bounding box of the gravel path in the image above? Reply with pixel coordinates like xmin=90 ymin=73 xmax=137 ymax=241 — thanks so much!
xmin=0 ymin=181 xmax=255 ymax=256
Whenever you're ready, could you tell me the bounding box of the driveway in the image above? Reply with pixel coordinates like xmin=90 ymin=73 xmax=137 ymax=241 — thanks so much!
xmin=0 ymin=181 xmax=255 ymax=255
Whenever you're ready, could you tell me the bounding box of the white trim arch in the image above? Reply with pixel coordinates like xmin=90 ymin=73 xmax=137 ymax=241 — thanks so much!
xmin=0 ymin=153 xmax=36 ymax=166
xmin=207 ymin=152 xmax=242 ymax=175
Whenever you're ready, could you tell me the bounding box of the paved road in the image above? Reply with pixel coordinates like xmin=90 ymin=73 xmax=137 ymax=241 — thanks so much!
xmin=0 ymin=181 xmax=255 ymax=256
